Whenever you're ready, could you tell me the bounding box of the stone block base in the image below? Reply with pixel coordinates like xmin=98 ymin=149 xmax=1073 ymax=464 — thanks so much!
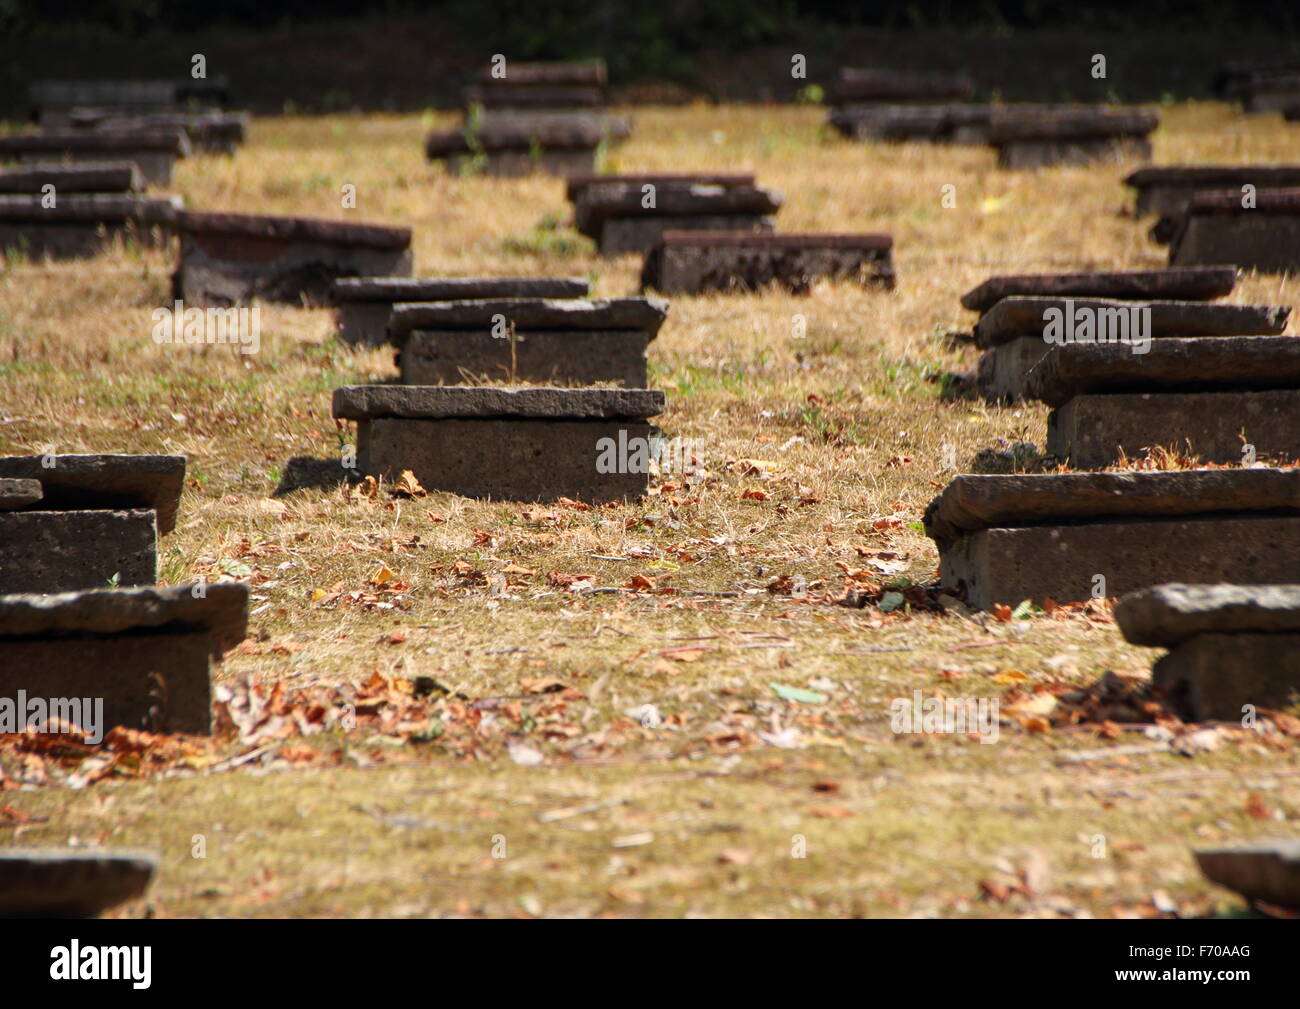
xmin=445 ymin=149 xmax=595 ymax=178
xmin=335 ymin=301 xmax=393 ymax=347
xmin=996 ymin=137 xmax=1152 ymax=169
xmin=400 ymin=329 xmax=649 ymax=387
xmin=939 ymin=515 xmax=1300 ymax=611
xmin=1047 ymin=390 xmax=1300 ymax=467
xmin=173 ymin=235 xmax=413 ymax=307
xmin=1171 ymin=215 xmax=1300 ymax=275
xmin=0 ymin=221 xmax=171 ymax=260
xmin=598 ymin=215 xmax=773 ymax=257
xmin=0 ymin=509 xmax=156 ymax=593
xmin=17 ymin=150 xmax=175 ymax=187
xmin=645 ymin=243 xmax=895 ymax=295
xmin=1154 ymin=632 xmax=1300 ymax=720
xmin=976 ymin=336 xmax=1050 ymax=402
xmin=357 ymin=418 xmax=654 ymax=502
xmin=0 ymin=630 xmax=213 ymax=734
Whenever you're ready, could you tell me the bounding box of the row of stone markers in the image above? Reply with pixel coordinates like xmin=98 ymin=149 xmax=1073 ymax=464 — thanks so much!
xmin=425 ymin=60 xmax=630 ymax=177
xmin=827 ymin=67 xmax=1159 ymax=168
xmin=1126 ymin=167 xmax=1300 ymax=274
xmin=966 ymin=265 xmax=1297 ymax=466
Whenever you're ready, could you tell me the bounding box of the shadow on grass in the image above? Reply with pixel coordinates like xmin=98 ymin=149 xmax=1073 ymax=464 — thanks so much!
xmin=274 ymin=456 xmax=355 ymax=497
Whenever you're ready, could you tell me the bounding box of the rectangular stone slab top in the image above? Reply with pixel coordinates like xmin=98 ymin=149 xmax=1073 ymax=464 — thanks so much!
xmin=973 ymin=297 xmax=1289 ymax=348
xmin=960 ymin=266 xmax=1238 ymax=313
xmin=923 ymin=468 xmax=1300 ymax=550
xmin=0 ymin=194 xmax=182 ymax=223
xmin=565 ymin=173 xmax=756 ymax=201
xmin=176 ymin=210 xmax=411 ymax=250
xmin=332 ymin=276 xmax=590 ymax=304
xmin=835 ymin=68 xmax=975 ymax=103
xmin=0 ymin=583 xmax=249 ymax=654
xmin=473 ymin=60 xmax=607 ymax=86
xmin=0 ymin=129 xmax=191 ymax=156
xmin=657 ymin=231 xmax=892 ymax=250
xmin=1187 ymin=187 xmax=1300 ymax=214
xmin=1115 ymin=582 xmax=1300 ymax=647
xmin=574 ymin=183 xmax=783 ymax=230
xmin=426 ymin=120 xmax=606 ymax=156
xmin=987 ymin=107 xmax=1158 ymax=141
xmin=333 ymin=385 xmax=665 ymax=421
xmin=0 ymin=161 xmax=144 ymax=194
xmin=1023 ymin=336 xmax=1300 ymax=405
xmin=1125 ymin=165 xmax=1300 ymax=190
xmin=389 ymin=297 xmax=669 ymax=338
xmin=0 ymin=454 xmax=185 ymax=533
xmin=0 ymin=478 xmax=42 ymax=510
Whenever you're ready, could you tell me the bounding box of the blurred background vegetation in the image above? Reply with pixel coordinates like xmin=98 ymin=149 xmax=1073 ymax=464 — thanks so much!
xmin=2 ymin=0 xmax=1299 ymax=115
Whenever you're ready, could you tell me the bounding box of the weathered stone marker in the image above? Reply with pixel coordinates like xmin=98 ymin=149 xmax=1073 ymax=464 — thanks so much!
xmin=390 ymin=296 xmax=668 ymax=388
xmin=29 ymin=77 xmax=231 ymax=127
xmin=464 ymin=59 xmax=608 ymax=110
xmin=1116 ymin=583 xmax=1300 ymax=722
xmin=987 ymin=107 xmax=1158 ymax=169
xmin=923 ymin=469 xmax=1300 ymax=611
xmin=0 ymin=454 xmax=185 ymax=593
xmin=570 ymin=177 xmax=782 ymax=256
xmin=426 ymin=117 xmax=607 ymax=177
xmin=642 ymin=231 xmax=895 ymax=295
xmin=332 ymin=276 xmax=590 ymax=347
xmin=1027 ymin=338 xmax=1300 ymax=466
xmin=1195 ymin=842 xmax=1300 ymax=912
xmin=0 ymin=130 xmax=191 ymax=187
xmin=1170 ymin=188 xmax=1300 ymax=274
xmin=972 ymin=296 xmax=1288 ymax=402
xmin=834 ymin=68 xmax=975 ymax=104
xmin=0 ymin=850 xmax=157 ymax=917
xmin=0 ymin=194 xmax=182 ymax=260
xmin=0 ymin=161 xmax=143 ymax=194
xmin=960 ymin=266 xmax=1239 ymax=315
xmin=830 ymin=103 xmax=993 ymax=144
xmin=0 ymin=583 xmax=249 ymax=735
xmin=1124 ymin=166 xmax=1300 ymax=242
xmin=332 ymin=385 xmax=666 ymax=502
xmin=70 ymin=109 xmax=250 ymax=155
xmin=173 ymin=211 xmax=413 ymax=307
xmin=1230 ymin=70 xmax=1300 ymax=112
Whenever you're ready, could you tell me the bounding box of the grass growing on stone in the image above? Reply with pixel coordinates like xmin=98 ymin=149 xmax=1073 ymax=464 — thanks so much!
xmin=0 ymin=102 xmax=1297 ymax=918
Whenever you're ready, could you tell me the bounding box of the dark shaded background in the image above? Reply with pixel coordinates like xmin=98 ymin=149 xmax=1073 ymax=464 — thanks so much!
xmin=2 ymin=0 xmax=1297 ymax=115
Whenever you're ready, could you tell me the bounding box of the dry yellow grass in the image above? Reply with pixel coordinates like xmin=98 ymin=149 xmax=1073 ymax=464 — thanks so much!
xmin=0 ymin=102 xmax=1297 ymax=918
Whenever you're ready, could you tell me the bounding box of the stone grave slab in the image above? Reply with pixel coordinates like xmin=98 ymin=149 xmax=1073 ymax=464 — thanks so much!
xmin=923 ymin=469 xmax=1300 ymax=611
xmin=1124 ymin=166 xmax=1300 ymax=241
xmin=391 ymin=297 xmax=667 ymax=388
xmin=0 ymin=130 xmax=191 ymax=186
xmin=987 ymin=107 xmax=1158 ymax=168
xmin=0 ymin=194 xmax=182 ymax=259
xmin=1195 ymin=842 xmax=1300 ymax=911
xmin=1236 ymin=71 xmax=1300 ymax=112
xmin=573 ymin=181 xmax=782 ymax=254
xmin=565 ymin=172 xmax=755 ymax=202
xmin=331 ymin=276 xmax=590 ymax=347
xmin=426 ymin=118 xmax=605 ymax=177
xmin=29 ymin=80 xmax=178 ymax=127
xmin=960 ymin=266 xmax=1238 ymax=314
xmin=173 ymin=211 xmax=413 ymax=307
xmin=1170 ymin=188 xmax=1300 ymax=274
xmin=829 ymin=104 xmax=992 ymax=144
xmin=0 ymin=850 xmax=157 ymax=917
xmin=0 ymin=161 xmax=143 ymax=194
xmin=642 ymin=231 xmax=895 ymax=295
xmin=1117 ymin=583 xmax=1300 ymax=721
xmin=0 ymin=583 xmax=249 ymax=735
xmin=0 ymin=454 xmax=184 ymax=592
xmin=332 ymin=385 xmax=666 ymax=502
xmin=973 ymin=298 xmax=1289 ymax=401
xmin=70 ymin=110 xmax=250 ymax=155
xmin=0 ymin=478 xmax=42 ymax=510
xmin=463 ymin=84 xmax=605 ymax=109
xmin=835 ymin=68 xmax=975 ymax=104
xmin=472 ymin=60 xmax=607 ymax=87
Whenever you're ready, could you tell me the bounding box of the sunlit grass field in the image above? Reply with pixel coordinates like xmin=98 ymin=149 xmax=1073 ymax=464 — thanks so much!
xmin=0 ymin=102 xmax=1296 ymax=917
